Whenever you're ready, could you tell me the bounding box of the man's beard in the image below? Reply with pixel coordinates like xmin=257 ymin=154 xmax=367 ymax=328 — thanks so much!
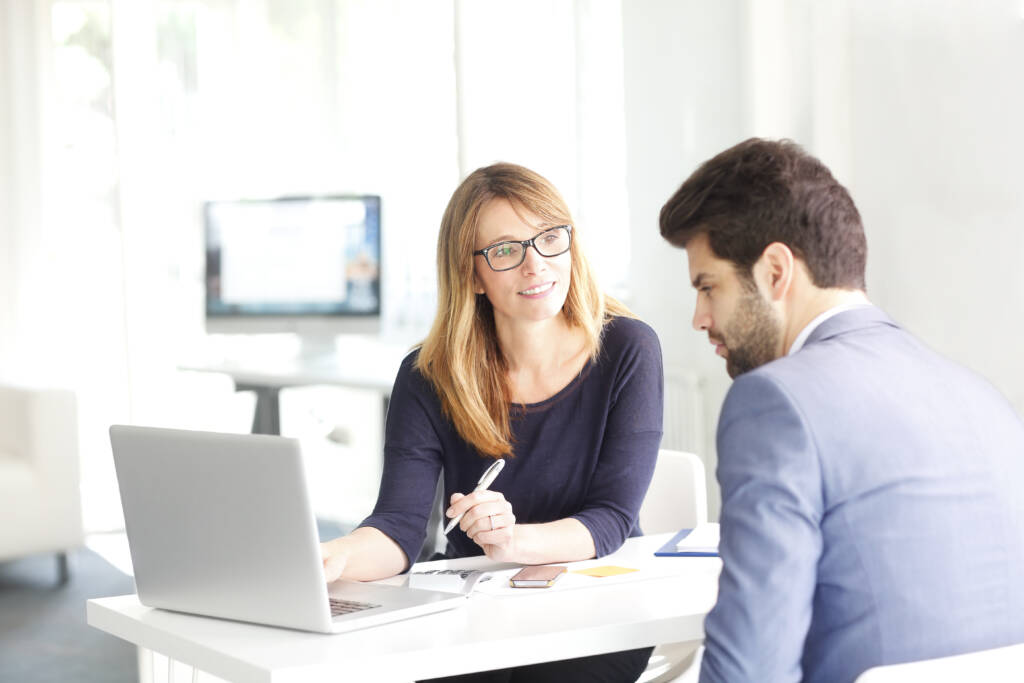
xmin=718 ymin=288 xmax=782 ymax=379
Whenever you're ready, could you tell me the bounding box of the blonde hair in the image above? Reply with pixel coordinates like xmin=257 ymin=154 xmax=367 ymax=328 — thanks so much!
xmin=416 ymin=162 xmax=632 ymax=458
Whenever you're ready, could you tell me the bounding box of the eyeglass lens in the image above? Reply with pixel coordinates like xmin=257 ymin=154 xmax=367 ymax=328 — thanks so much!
xmin=487 ymin=226 xmax=571 ymax=271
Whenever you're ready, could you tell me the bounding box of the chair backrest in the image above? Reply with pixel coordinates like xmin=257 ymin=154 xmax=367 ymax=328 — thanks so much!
xmin=854 ymin=642 xmax=1024 ymax=682
xmin=639 ymin=449 xmax=708 ymax=534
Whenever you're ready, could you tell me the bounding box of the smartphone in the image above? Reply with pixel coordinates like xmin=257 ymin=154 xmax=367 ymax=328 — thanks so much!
xmin=509 ymin=565 xmax=567 ymax=588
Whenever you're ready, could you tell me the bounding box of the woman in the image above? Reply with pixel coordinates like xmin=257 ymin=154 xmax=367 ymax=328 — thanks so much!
xmin=321 ymin=163 xmax=663 ymax=682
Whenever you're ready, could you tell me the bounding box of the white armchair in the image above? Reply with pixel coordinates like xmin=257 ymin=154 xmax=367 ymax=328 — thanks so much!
xmin=0 ymin=383 xmax=83 ymax=582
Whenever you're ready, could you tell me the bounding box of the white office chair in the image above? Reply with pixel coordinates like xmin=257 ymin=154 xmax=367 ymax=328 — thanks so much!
xmin=855 ymin=641 xmax=1024 ymax=682
xmin=636 ymin=449 xmax=709 ymax=683
xmin=0 ymin=383 xmax=83 ymax=582
xmin=639 ymin=449 xmax=708 ymax=534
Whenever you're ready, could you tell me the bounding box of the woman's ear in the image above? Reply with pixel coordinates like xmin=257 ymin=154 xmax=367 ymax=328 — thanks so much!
xmin=755 ymin=242 xmax=794 ymax=302
xmin=472 ymin=271 xmax=486 ymax=295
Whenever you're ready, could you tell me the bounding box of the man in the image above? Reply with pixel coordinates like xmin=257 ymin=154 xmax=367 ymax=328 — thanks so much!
xmin=659 ymin=138 xmax=1024 ymax=683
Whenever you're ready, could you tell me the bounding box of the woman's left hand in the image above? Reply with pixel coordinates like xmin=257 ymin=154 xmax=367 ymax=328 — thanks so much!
xmin=446 ymin=489 xmax=518 ymax=561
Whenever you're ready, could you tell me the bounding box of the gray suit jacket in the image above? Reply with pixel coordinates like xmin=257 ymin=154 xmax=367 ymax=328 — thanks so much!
xmin=700 ymin=306 xmax=1024 ymax=683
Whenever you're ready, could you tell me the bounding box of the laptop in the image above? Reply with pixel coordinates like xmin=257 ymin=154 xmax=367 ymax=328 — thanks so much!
xmin=109 ymin=425 xmax=465 ymax=634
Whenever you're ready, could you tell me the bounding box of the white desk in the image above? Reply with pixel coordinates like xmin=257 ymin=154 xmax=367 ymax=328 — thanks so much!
xmin=181 ymin=337 xmax=413 ymax=435
xmin=87 ymin=534 xmax=719 ymax=682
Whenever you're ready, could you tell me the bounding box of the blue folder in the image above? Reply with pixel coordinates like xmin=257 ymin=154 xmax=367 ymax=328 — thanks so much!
xmin=654 ymin=528 xmax=719 ymax=557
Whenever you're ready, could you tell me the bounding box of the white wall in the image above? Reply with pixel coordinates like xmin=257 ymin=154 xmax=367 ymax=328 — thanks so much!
xmin=622 ymin=0 xmax=750 ymax=520
xmin=0 ymin=2 xmax=12 ymax=366
xmin=847 ymin=2 xmax=1024 ymax=414
xmin=622 ymin=0 xmax=1024 ymax=520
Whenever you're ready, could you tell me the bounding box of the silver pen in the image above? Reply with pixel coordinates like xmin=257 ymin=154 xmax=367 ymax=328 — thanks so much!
xmin=443 ymin=458 xmax=506 ymax=535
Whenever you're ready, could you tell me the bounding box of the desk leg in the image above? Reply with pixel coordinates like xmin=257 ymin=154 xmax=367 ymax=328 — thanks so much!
xmin=138 ymin=646 xmax=229 ymax=683
xmin=138 ymin=646 xmax=153 ymax=683
xmin=237 ymin=384 xmax=281 ymax=435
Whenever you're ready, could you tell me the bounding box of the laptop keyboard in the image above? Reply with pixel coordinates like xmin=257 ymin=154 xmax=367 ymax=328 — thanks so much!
xmin=329 ymin=598 xmax=380 ymax=617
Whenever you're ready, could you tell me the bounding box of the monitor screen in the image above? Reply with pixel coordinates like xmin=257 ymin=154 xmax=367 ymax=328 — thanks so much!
xmin=204 ymin=195 xmax=381 ymax=337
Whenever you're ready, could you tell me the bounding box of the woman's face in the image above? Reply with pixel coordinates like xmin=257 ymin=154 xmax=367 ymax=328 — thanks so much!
xmin=472 ymin=198 xmax=572 ymax=328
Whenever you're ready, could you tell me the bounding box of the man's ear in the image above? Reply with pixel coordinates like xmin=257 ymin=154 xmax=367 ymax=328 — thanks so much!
xmin=755 ymin=242 xmax=795 ymax=302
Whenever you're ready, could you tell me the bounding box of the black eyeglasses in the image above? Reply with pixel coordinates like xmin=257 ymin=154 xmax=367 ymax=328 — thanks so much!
xmin=473 ymin=225 xmax=573 ymax=272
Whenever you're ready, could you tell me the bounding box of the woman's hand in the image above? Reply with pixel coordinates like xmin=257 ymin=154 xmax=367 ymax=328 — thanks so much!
xmin=320 ymin=537 xmax=353 ymax=583
xmin=319 ymin=527 xmax=409 ymax=582
xmin=447 ymin=490 xmax=518 ymax=561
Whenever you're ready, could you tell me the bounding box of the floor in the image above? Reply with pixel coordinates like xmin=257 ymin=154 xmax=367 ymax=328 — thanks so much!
xmin=0 ymin=548 xmax=137 ymax=683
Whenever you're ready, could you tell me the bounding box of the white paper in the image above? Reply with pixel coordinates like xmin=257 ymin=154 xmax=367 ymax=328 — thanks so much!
xmin=407 ymin=568 xmax=492 ymax=595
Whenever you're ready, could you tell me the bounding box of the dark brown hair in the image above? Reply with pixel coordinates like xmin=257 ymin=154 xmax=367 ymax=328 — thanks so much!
xmin=659 ymin=138 xmax=867 ymax=290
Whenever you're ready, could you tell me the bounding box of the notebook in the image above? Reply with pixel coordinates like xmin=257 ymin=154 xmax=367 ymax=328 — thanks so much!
xmin=109 ymin=425 xmax=465 ymax=634
xmin=654 ymin=523 xmax=721 ymax=557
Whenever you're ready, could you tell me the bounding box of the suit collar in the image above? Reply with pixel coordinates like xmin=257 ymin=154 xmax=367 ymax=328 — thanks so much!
xmin=803 ymin=304 xmax=898 ymax=347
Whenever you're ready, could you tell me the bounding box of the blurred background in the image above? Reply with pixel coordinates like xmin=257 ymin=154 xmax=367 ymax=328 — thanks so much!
xmin=2 ymin=0 xmax=1023 ymax=537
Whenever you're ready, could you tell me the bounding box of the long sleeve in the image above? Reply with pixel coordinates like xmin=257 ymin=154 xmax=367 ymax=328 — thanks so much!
xmin=700 ymin=372 xmax=823 ymax=683
xmin=570 ymin=320 xmax=664 ymax=557
xmin=357 ymin=354 xmax=443 ymax=568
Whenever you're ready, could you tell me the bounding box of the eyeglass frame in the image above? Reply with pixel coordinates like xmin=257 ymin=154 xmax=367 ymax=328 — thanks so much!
xmin=472 ymin=225 xmax=573 ymax=272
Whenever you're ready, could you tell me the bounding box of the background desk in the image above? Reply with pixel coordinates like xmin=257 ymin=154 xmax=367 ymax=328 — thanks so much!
xmin=87 ymin=533 xmax=720 ymax=682
xmin=181 ymin=338 xmax=413 ymax=435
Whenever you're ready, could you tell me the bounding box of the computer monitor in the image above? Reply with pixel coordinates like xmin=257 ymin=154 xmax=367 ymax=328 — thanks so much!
xmin=204 ymin=195 xmax=381 ymax=355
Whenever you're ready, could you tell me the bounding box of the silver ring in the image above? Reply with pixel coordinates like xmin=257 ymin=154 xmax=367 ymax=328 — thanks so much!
xmin=489 ymin=514 xmax=495 ymax=531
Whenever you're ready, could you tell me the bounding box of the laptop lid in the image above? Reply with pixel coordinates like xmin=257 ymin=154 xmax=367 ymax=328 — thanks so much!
xmin=109 ymin=425 xmax=462 ymax=634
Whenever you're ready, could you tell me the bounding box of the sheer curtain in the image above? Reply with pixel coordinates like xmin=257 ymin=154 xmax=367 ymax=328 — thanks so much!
xmin=1 ymin=0 xmax=632 ymax=531
xmin=455 ymin=0 xmax=630 ymax=293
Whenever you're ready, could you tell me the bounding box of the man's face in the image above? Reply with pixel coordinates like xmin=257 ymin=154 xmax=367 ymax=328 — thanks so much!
xmin=686 ymin=233 xmax=783 ymax=378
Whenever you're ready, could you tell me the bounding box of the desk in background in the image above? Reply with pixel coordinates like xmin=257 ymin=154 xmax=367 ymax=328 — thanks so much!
xmin=87 ymin=533 xmax=719 ymax=682
xmin=181 ymin=337 xmax=413 ymax=435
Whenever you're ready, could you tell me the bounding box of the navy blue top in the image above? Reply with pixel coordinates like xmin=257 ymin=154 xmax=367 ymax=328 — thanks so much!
xmin=358 ymin=316 xmax=664 ymax=565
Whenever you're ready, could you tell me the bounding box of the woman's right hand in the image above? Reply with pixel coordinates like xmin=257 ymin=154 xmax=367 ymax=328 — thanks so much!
xmin=320 ymin=538 xmax=353 ymax=583
xmin=317 ymin=527 xmax=408 ymax=583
